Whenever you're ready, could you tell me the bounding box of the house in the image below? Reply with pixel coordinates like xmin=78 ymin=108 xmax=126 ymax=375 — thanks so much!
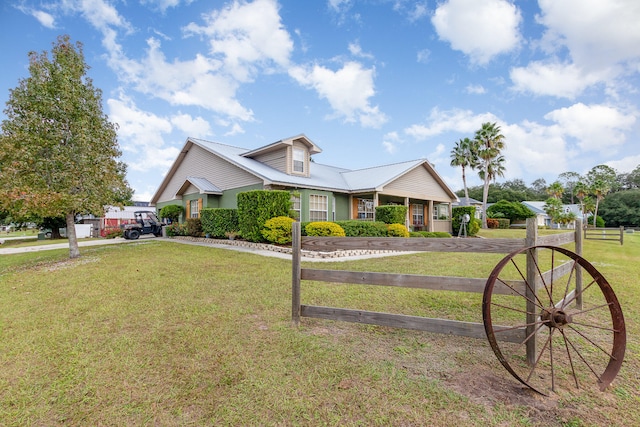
xmin=521 ymin=201 xmax=585 ymax=228
xmin=150 ymin=135 xmax=459 ymax=232
xmin=453 ymin=197 xmax=483 ymax=219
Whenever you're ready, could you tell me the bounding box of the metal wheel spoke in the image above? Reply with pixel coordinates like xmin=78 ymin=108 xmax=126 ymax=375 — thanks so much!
xmin=526 ymin=330 xmax=553 ymax=383
xmin=496 ymin=278 xmax=543 ymax=310
xmin=570 ymin=302 xmax=614 ymax=317
xmin=566 ymin=325 xmax=617 ymax=360
xmin=563 ymin=333 xmax=604 ymax=383
xmin=560 ymin=278 xmax=597 ymax=309
xmin=561 ymin=260 xmax=578 ymax=307
xmin=528 ymin=247 xmax=553 ymax=304
xmin=490 ymin=301 xmax=534 ymax=316
xmin=509 ymin=258 xmax=547 ymax=309
xmin=570 ymin=320 xmax=619 ymax=333
xmin=561 ymin=330 xmax=580 ymax=388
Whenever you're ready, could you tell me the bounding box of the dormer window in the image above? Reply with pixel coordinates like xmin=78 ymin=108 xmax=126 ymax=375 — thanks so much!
xmin=293 ymin=147 xmax=305 ymax=173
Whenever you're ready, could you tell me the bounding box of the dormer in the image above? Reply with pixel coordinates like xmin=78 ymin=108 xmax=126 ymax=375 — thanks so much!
xmin=241 ymin=134 xmax=321 ymax=177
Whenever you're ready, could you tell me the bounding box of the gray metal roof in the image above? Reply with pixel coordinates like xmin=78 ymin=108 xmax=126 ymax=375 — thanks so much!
xmin=184 ymin=176 xmax=223 ymax=194
xmin=189 ymin=138 xmax=435 ymax=193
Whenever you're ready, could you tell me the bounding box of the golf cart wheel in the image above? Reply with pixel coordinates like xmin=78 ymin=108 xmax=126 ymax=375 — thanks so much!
xmin=128 ymin=230 xmax=140 ymax=240
xmin=482 ymin=245 xmax=626 ymax=395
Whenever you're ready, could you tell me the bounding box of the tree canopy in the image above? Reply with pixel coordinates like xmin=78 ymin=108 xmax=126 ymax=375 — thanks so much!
xmin=0 ymin=35 xmax=132 ymax=257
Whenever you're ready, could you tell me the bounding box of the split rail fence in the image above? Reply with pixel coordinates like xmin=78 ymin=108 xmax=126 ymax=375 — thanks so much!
xmin=292 ymin=218 xmax=584 ymax=363
xmin=583 ymin=226 xmax=624 ymax=245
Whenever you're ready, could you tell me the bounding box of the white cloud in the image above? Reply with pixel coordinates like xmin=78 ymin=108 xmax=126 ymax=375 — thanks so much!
xmin=382 ymin=131 xmax=401 ymax=154
xmin=348 ymin=41 xmax=374 ymax=60
xmin=170 ymin=113 xmax=213 ymax=137
xmin=31 ymin=10 xmax=56 ymax=28
xmin=107 ymin=95 xmax=179 ymax=172
xmin=74 ymin=0 xmax=133 ymax=33
xmin=606 ymin=155 xmax=640 ymax=174
xmin=109 ymin=37 xmax=254 ymax=122
xmin=404 ymin=108 xmax=499 ymax=140
xmin=416 ymin=49 xmax=430 ymax=64
xmin=290 ymin=61 xmax=387 ymax=128
xmin=543 ymin=103 xmax=636 ymax=152
xmin=183 ymin=0 xmax=293 ymax=82
xmin=431 ymin=0 xmax=522 ymax=65
xmin=465 ymin=84 xmax=486 ymax=95
xmin=510 ymin=61 xmax=607 ymax=99
xmin=537 ymin=0 xmax=640 ymax=71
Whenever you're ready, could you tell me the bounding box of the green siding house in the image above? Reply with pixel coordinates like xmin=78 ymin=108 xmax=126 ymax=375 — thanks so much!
xmin=150 ymin=134 xmax=458 ymax=232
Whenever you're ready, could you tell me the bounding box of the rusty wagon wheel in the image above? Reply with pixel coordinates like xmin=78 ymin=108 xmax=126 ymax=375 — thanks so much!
xmin=482 ymin=245 xmax=626 ymax=395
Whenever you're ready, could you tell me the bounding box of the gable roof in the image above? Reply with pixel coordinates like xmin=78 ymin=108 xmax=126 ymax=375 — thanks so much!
xmin=151 ymin=135 xmax=458 ymax=203
xmin=176 ymin=177 xmax=223 ymax=197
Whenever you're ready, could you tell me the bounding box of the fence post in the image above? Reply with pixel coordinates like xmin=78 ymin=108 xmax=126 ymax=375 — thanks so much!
xmin=575 ymin=219 xmax=583 ymax=309
xmin=525 ymin=217 xmax=538 ymax=365
xmin=620 ymin=226 xmax=624 ymax=245
xmin=292 ymin=221 xmax=301 ymax=327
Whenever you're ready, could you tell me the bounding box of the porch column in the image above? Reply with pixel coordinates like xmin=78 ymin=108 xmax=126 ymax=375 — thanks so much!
xmin=428 ymin=200 xmax=434 ymax=232
xmin=373 ymin=193 xmax=379 ymax=221
xmin=404 ymin=197 xmax=410 ymax=228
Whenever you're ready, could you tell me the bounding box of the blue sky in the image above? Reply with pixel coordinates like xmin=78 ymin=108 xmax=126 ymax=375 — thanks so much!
xmin=1 ymin=0 xmax=639 ymax=202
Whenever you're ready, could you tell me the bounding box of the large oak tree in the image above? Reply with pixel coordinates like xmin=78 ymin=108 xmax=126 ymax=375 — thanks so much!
xmin=0 ymin=35 xmax=132 ymax=258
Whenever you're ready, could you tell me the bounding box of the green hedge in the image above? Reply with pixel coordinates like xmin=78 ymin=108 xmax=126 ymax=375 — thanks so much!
xmin=237 ymin=190 xmax=292 ymax=242
xmin=335 ymin=220 xmax=389 ymax=237
xmin=452 ymin=206 xmax=480 ymax=236
xmin=376 ymin=205 xmax=408 ymax=224
xmin=409 ymin=231 xmax=451 ymax=238
xmin=496 ymin=218 xmax=510 ymax=229
xmin=201 ymin=208 xmax=239 ymax=238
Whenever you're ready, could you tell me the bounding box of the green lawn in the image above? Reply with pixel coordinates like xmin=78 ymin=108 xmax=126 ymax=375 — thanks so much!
xmin=1 ymin=231 xmax=638 ymax=426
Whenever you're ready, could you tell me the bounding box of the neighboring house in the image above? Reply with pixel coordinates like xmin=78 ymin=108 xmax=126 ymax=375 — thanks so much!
xmin=521 ymin=201 xmax=585 ymax=228
xmin=453 ymin=197 xmax=483 ymax=220
xmin=150 ymin=134 xmax=459 ymax=232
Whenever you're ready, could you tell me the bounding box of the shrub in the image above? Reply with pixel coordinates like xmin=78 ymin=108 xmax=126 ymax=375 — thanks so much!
xmin=410 ymin=231 xmax=451 ymax=238
xmin=335 ymin=220 xmax=388 ymax=237
xmin=103 ymin=228 xmax=122 ymax=239
xmin=237 ymin=190 xmax=292 ymax=242
xmin=376 ymin=205 xmax=408 ymax=224
xmin=262 ymin=216 xmax=295 ymax=244
xmin=165 ymin=223 xmax=186 ymax=237
xmin=185 ymin=218 xmax=203 ymax=237
xmin=305 ymin=222 xmax=346 ymax=237
xmin=487 ymin=218 xmax=499 ymax=229
xmin=496 ymin=218 xmax=510 ymax=229
xmin=486 ymin=200 xmax=535 ymax=222
xmin=387 ymin=223 xmax=409 ymax=237
xmin=201 ymin=208 xmax=239 ymax=238
xmin=159 ymin=204 xmax=184 ymax=223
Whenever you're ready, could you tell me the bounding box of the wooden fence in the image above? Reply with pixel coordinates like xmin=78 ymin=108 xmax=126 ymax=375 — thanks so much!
xmin=584 ymin=226 xmax=624 ymax=245
xmin=292 ymin=218 xmax=583 ymax=363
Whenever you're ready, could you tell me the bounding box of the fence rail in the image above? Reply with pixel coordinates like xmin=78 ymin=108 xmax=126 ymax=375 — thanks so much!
xmin=292 ymin=218 xmax=583 ymax=364
xmin=584 ymin=226 xmax=624 ymax=245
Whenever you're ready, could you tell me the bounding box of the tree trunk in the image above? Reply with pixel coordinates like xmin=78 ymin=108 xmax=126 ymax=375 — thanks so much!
xmin=482 ymin=176 xmax=490 ymax=229
xmin=462 ymin=166 xmax=469 ymax=201
xmin=66 ymin=212 xmax=80 ymax=259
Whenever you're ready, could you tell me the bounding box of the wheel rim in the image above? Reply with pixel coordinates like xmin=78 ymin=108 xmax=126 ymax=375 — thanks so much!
xmin=483 ymin=245 xmax=626 ymax=395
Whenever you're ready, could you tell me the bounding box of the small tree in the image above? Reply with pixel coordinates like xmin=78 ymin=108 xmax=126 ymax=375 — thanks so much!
xmin=0 ymin=35 xmax=132 ymax=258
xmin=159 ymin=204 xmax=184 ymax=223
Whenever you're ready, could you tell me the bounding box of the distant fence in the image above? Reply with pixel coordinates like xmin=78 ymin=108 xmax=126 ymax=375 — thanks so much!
xmin=292 ymin=218 xmax=583 ymax=364
xmin=583 ymin=226 xmax=624 ymax=245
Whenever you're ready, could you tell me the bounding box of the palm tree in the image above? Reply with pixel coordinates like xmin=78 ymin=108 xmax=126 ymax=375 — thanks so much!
xmin=574 ymin=181 xmax=588 ymax=221
xmin=546 ymin=181 xmax=564 ymax=200
xmin=591 ymin=178 xmax=610 ymax=227
xmin=450 ymin=137 xmax=478 ymax=202
xmin=474 ymin=122 xmax=506 ymax=228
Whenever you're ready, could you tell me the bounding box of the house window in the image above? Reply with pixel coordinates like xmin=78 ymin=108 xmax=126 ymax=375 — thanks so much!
xmin=357 ymin=198 xmax=375 ymax=220
xmin=293 ymin=148 xmax=305 ymax=173
xmin=433 ymin=204 xmax=449 ymax=220
xmin=309 ymin=194 xmax=328 ymax=221
xmin=190 ymin=199 xmax=200 ymax=218
xmin=332 ymin=197 xmax=336 ymax=221
xmin=291 ymin=193 xmax=301 ymax=220
xmin=412 ymin=204 xmax=424 ymax=225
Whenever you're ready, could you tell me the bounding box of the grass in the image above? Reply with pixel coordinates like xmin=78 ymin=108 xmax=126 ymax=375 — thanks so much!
xmin=1 ymin=231 xmax=639 ymax=426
